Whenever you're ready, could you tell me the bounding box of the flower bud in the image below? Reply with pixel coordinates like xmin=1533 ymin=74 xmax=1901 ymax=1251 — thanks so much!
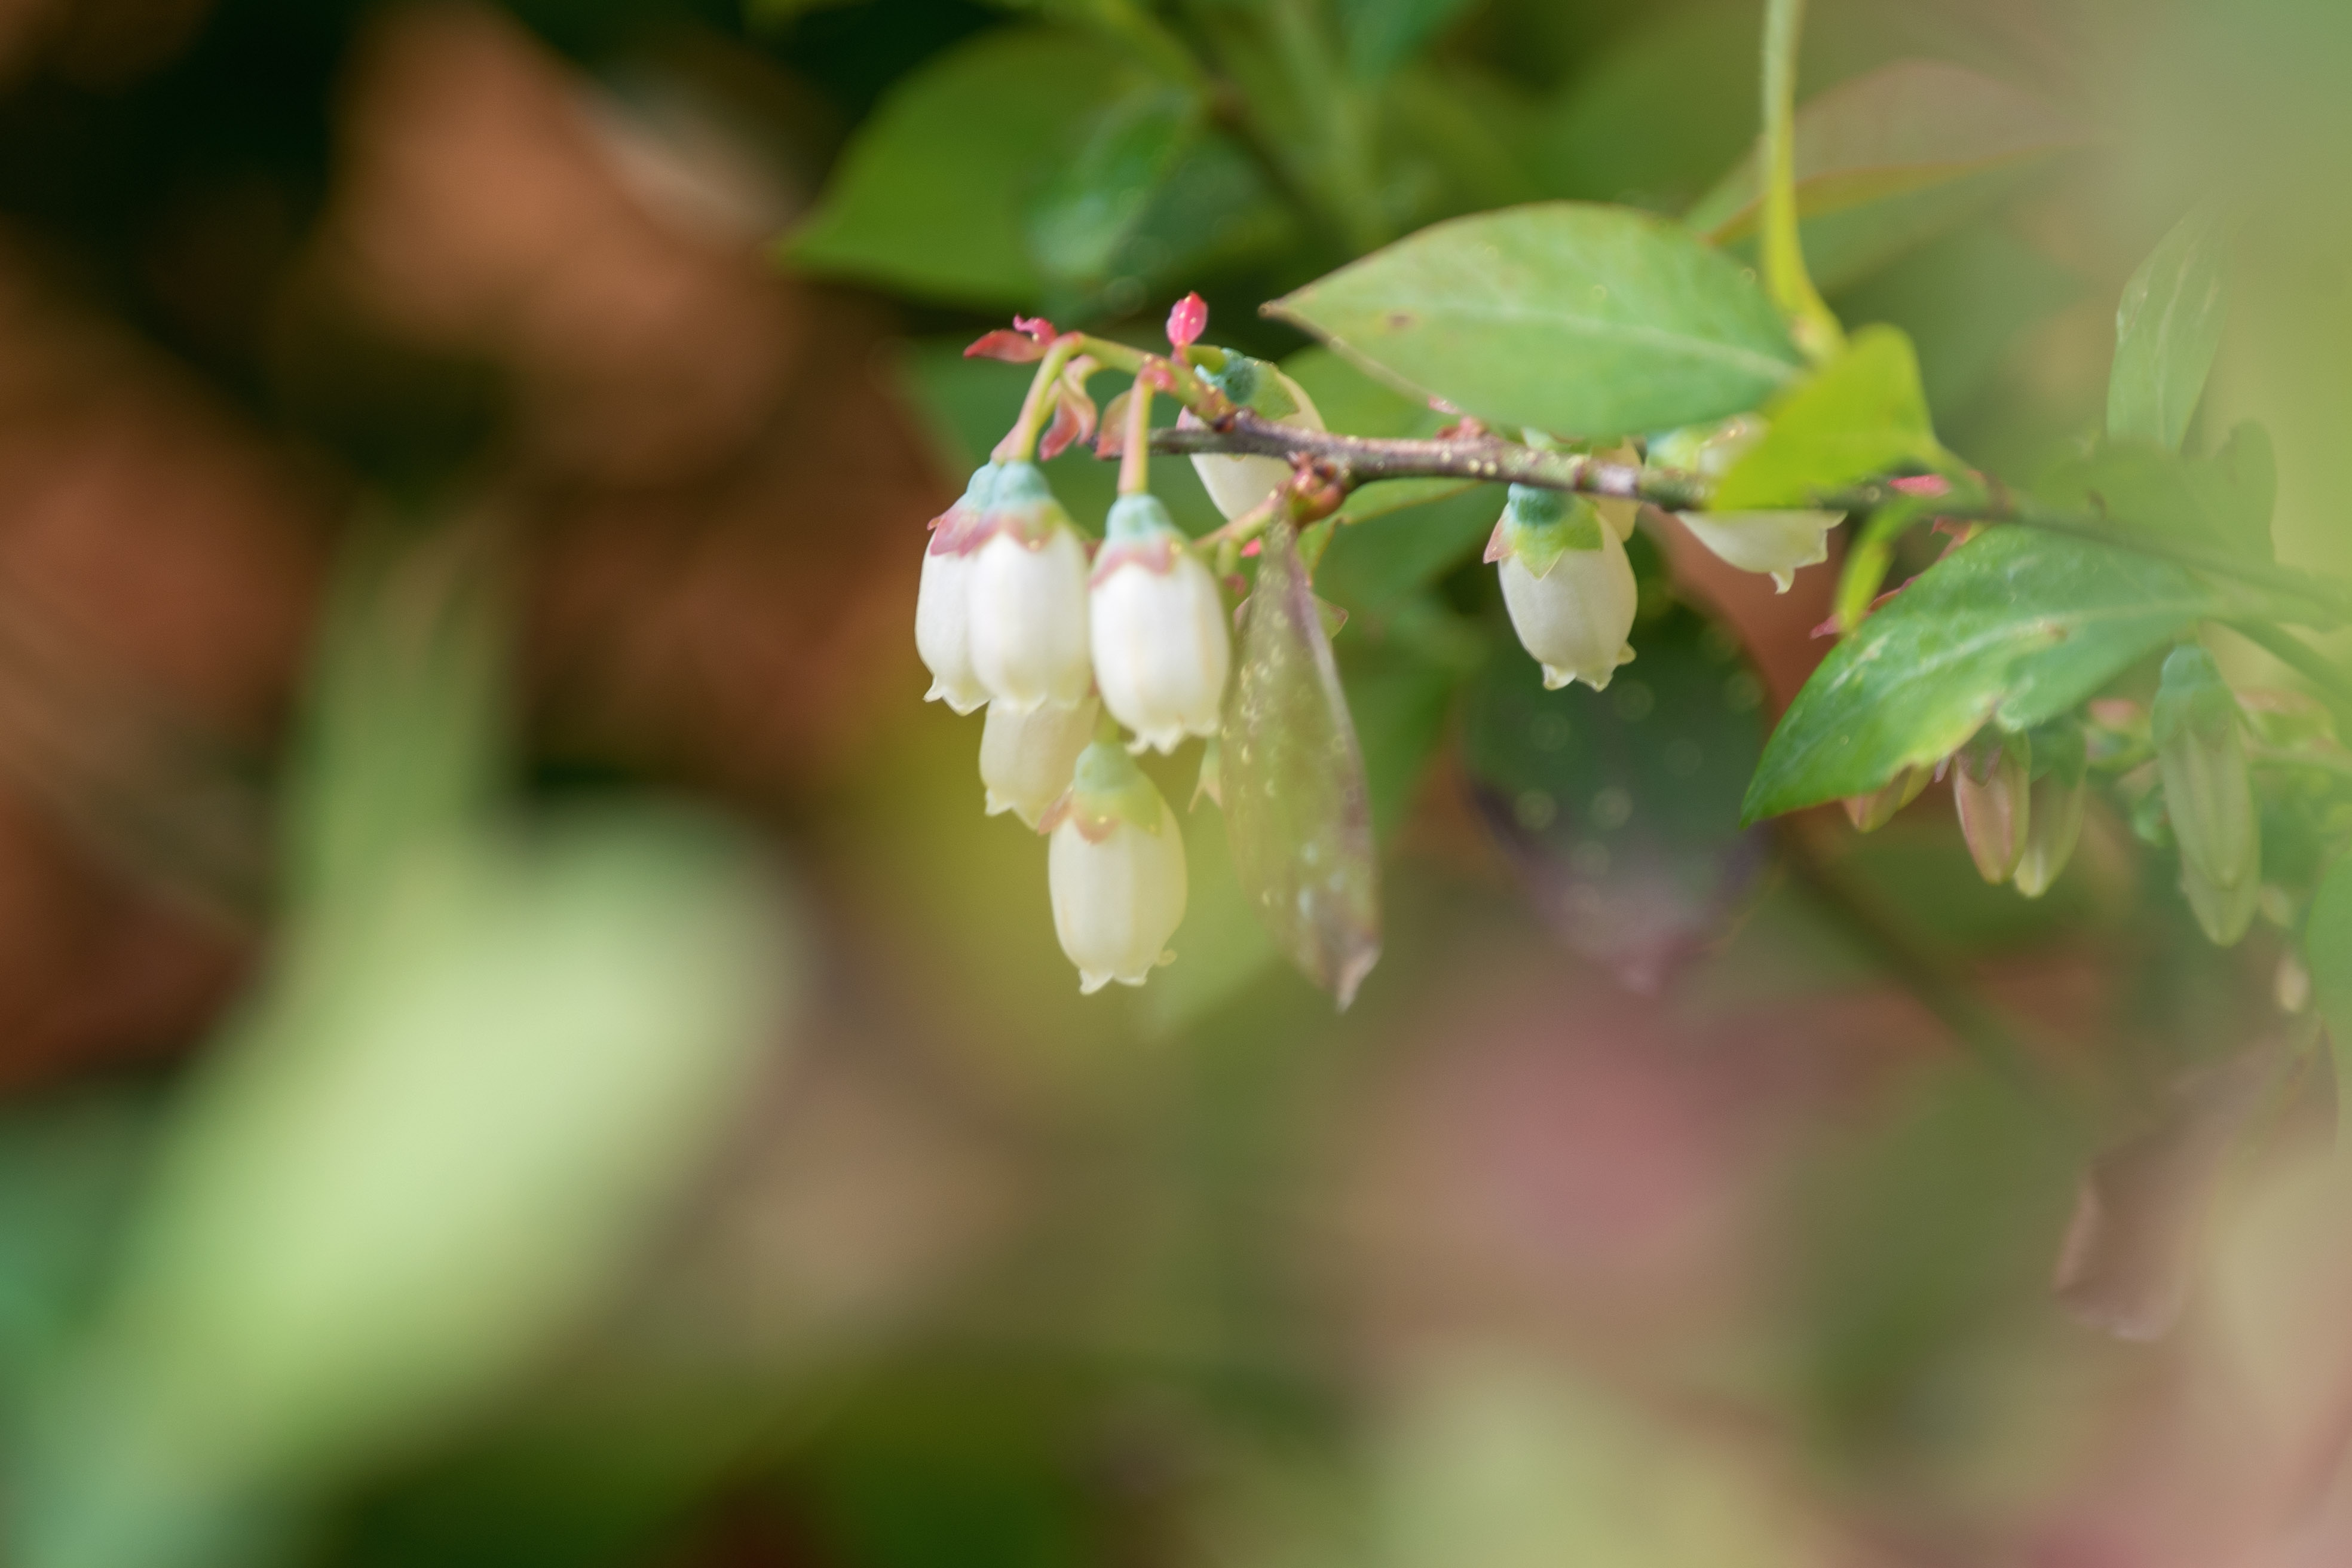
xmin=1185 ymin=357 xmax=1325 ymax=520
xmin=980 ymin=696 xmax=1097 ymax=828
xmin=1673 ymin=509 xmax=1839 ymax=592
xmin=968 ymin=461 xmax=1093 ymax=712
xmin=2154 ymin=645 xmax=2260 ymax=945
xmin=1843 ymin=764 xmax=1933 ymax=831
xmin=2013 ymin=718 xmax=2088 ymax=899
xmin=1647 ymin=415 xmax=1767 ymax=480
xmin=1043 ymin=739 xmax=1187 ymax=993
xmin=1953 ymin=727 xmax=2032 ymax=883
xmin=914 ymin=464 xmax=998 ymax=713
xmin=1091 ymin=494 xmax=1229 ymax=752
xmin=1487 ymin=485 xmax=1637 ymax=693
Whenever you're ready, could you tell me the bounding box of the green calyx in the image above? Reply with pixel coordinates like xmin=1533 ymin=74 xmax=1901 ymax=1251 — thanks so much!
xmin=2026 ymin=715 xmax=2088 ymax=788
xmin=1500 ymin=484 xmax=1606 ymax=579
xmin=987 ymin=461 xmax=1077 ymax=544
xmin=1197 ymin=352 xmax=1300 ymax=421
xmin=1067 ymin=738 xmax=1169 ymax=835
xmin=1105 ymin=492 xmax=1182 ymax=546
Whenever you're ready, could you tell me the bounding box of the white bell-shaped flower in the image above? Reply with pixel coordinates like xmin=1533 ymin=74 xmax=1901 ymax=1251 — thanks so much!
xmin=1674 ymin=509 xmax=1838 ymax=592
xmin=1090 ymin=494 xmax=1228 ymax=753
xmin=1186 ymin=359 xmax=1324 ymax=520
xmin=1488 ymin=485 xmax=1637 ymax=692
xmin=967 ymin=461 xmax=1092 ymax=713
xmin=1043 ymin=738 xmax=1187 ymax=993
xmin=979 ymin=695 xmax=1097 ymax=828
xmin=914 ymin=464 xmax=997 ymax=713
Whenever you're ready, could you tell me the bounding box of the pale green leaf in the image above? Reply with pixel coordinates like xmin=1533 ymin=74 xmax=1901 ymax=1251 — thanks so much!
xmin=1689 ymin=60 xmax=2083 ymax=293
xmin=1025 ymin=87 xmax=1202 ymax=284
xmin=1712 ymin=324 xmax=1940 ymax=509
xmin=1267 ymin=203 xmax=1803 ymax=439
xmin=2108 ymin=202 xmax=2235 ymax=452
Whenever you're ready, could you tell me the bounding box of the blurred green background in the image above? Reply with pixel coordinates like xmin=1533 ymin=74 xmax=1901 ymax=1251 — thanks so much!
xmin=0 ymin=0 xmax=2345 ymax=1564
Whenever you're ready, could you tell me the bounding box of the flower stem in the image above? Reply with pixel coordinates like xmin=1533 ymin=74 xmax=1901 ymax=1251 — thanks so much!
xmin=996 ymin=338 xmax=1080 ymax=464
xmin=1118 ymin=379 xmax=1153 ymax=496
xmin=1760 ymin=0 xmax=1843 ymax=362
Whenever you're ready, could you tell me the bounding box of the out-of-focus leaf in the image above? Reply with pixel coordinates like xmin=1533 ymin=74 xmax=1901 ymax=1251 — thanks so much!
xmin=1465 ymin=608 xmax=1768 ymax=991
xmin=1223 ymin=522 xmax=1382 ymax=1008
xmin=1744 ymin=529 xmax=2284 ymax=820
xmin=284 ymin=525 xmax=507 ymax=911
xmin=1688 ymin=60 xmax=2082 ymax=293
xmin=47 ymin=815 xmax=798 ymax=1517
xmin=1280 ymin=346 xmax=1476 ymax=526
xmin=1336 ymin=0 xmax=1476 ymax=79
xmin=785 ymin=30 xmax=1132 ymax=305
xmin=1108 ymin=129 xmax=1294 ymax=287
xmin=1319 ymin=489 xmax=1503 ymax=617
xmin=2053 ymin=1043 xmax=2285 ymax=1342
xmin=1380 ymin=1358 xmax=1833 ymax=1568
xmin=1712 ymin=324 xmax=1941 ymax=509
xmin=1025 ymin=87 xmax=1202 ymax=286
xmin=1266 ymin=203 xmax=1803 ymax=439
xmin=2108 ymin=201 xmax=2235 ymax=453
xmin=2033 ymin=427 xmax=2275 ymax=556
xmin=0 ymin=1094 xmax=157 ymax=1402
xmin=1834 ymin=225 xmax=2082 ymax=421
xmin=2312 ymin=856 xmax=2352 ymax=1084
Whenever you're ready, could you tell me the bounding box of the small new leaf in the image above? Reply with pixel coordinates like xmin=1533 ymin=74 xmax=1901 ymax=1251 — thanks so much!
xmin=2108 ymin=201 xmax=2236 ymax=454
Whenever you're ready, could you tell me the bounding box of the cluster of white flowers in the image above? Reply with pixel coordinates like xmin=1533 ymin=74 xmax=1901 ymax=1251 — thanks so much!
xmin=917 ymin=454 xmax=1276 ymax=994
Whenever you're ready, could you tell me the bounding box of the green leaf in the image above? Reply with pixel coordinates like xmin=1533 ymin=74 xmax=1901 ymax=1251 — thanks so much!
xmin=1743 ymin=528 xmax=2276 ymax=820
xmin=785 ymin=29 xmax=1134 ymax=306
xmin=72 ymin=813 xmax=797 ymax=1500
xmin=1336 ymin=0 xmax=1476 ymax=78
xmin=2033 ymin=428 xmax=2274 ymax=556
xmin=1689 ymin=60 xmax=2083 ymax=293
xmin=2310 ymin=856 xmax=2352 ymax=1086
xmin=1266 ymin=202 xmax=1804 ymax=440
xmin=1712 ymin=324 xmax=1940 ymax=509
xmin=2108 ymin=201 xmax=2235 ymax=452
xmin=285 ymin=525 xmax=507 ymax=912
xmin=1223 ymin=522 xmax=1382 ymax=1007
xmin=1025 ymin=87 xmax=1202 ymax=285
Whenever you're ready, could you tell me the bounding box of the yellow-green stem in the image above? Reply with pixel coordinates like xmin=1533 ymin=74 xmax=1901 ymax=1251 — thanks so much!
xmin=996 ymin=338 xmax=1080 ymax=463
xmin=1761 ymin=0 xmax=1843 ymax=363
xmin=1119 ymin=379 xmax=1154 ymax=496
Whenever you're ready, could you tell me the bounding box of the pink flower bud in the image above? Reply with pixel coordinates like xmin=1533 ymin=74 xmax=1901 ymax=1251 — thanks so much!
xmin=1953 ymin=727 xmax=2032 ymax=883
xmin=2013 ymin=719 xmax=2088 ymax=898
xmin=1843 ymin=764 xmax=1933 ymax=832
xmin=967 ymin=463 xmax=1092 ymax=712
xmin=1043 ymin=739 xmax=1187 ymax=993
xmin=1090 ymin=495 xmax=1228 ymax=753
xmin=1166 ymin=292 xmax=1206 ymax=350
xmin=2154 ymin=645 xmax=2260 ymax=945
xmin=980 ymin=696 xmax=1097 ymax=828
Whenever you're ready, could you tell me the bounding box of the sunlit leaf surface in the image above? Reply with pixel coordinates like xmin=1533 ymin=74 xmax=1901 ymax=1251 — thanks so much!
xmin=1268 ymin=203 xmax=1801 ymax=439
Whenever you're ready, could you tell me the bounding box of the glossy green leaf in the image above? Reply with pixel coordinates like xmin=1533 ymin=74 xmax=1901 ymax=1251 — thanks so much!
xmin=1223 ymin=522 xmax=1382 ymax=1007
xmin=1337 ymin=0 xmax=1477 ymax=78
xmin=1267 ymin=203 xmax=1804 ymax=439
xmin=785 ymin=29 xmax=1131 ymax=305
xmin=1025 ymin=87 xmax=1202 ymax=286
xmin=1744 ymin=528 xmax=2278 ymax=820
xmin=1689 ymin=60 xmax=2082 ymax=293
xmin=2108 ymin=202 xmax=2235 ymax=452
xmin=2311 ymin=856 xmax=2352 ymax=1086
xmin=1712 ymin=324 xmax=1940 ymax=509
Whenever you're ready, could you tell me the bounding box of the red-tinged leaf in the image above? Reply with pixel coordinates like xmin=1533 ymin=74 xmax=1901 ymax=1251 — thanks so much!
xmin=1221 ymin=520 xmax=1381 ymax=1008
xmin=964 ymin=329 xmax=1048 ymax=363
xmin=1167 ymin=292 xmax=1206 ymax=349
xmin=1094 ymin=389 xmax=1131 ymax=458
